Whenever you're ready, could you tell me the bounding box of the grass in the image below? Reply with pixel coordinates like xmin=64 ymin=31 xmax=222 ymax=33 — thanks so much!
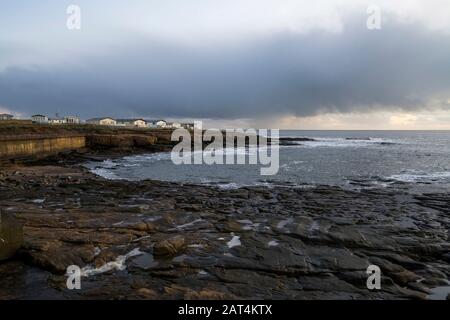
xmin=0 ymin=122 xmax=173 ymax=136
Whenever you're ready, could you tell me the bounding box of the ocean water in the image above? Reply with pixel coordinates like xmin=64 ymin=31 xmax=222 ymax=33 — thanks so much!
xmin=86 ymin=130 xmax=450 ymax=192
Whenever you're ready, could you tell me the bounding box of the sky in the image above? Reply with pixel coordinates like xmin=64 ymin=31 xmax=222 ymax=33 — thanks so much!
xmin=1 ymin=0 xmax=450 ymax=129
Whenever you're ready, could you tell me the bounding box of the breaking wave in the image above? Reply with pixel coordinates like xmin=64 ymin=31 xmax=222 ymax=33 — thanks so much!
xmin=387 ymin=171 xmax=450 ymax=183
xmin=287 ymin=137 xmax=400 ymax=148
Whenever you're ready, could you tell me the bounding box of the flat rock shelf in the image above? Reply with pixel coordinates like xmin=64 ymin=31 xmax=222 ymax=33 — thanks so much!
xmin=0 ymin=165 xmax=449 ymax=300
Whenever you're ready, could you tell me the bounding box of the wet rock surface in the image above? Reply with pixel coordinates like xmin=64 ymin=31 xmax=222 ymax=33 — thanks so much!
xmin=0 ymin=212 xmax=23 ymax=261
xmin=0 ymin=165 xmax=448 ymax=299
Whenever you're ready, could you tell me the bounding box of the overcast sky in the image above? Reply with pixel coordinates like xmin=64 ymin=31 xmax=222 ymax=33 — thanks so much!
xmin=1 ymin=0 xmax=449 ymax=129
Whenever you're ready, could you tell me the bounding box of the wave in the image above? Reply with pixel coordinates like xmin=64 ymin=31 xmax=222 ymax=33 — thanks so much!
xmin=387 ymin=171 xmax=450 ymax=183
xmin=284 ymin=137 xmax=400 ymax=148
xmin=200 ymin=179 xmax=315 ymax=190
xmin=79 ymin=248 xmax=143 ymax=277
xmin=347 ymin=170 xmax=450 ymax=189
xmin=100 ymin=159 xmax=120 ymax=168
xmin=122 ymin=152 xmax=172 ymax=162
xmin=90 ymin=168 xmax=122 ymax=180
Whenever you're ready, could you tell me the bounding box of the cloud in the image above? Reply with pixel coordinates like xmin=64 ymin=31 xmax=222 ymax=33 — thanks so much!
xmin=266 ymin=109 xmax=450 ymax=130
xmin=389 ymin=114 xmax=418 ymax=127
xmin=0 ymin=14 xmax=449 ymax=120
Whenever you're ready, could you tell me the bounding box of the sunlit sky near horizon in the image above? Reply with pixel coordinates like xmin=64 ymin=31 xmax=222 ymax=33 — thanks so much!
xmin=1 ymin=0 xmax=450 ymax=129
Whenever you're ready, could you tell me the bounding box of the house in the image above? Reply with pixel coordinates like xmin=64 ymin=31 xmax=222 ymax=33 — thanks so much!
xmin=147 ymin=120 xmax=167 ymax=128
xmin=116 ymin=118 xmax=147 ymax=127
xmin=48 ymin=117 xmax=65 ymax=124
xmin=31 ymin=114 xmax=48 ymax=124
xmin=86 ymin=117 xmax=117 ymax=126
xmin=167 ymin=122 xmax=182 ymax=129
xmin=64 ymin=116 xmax=80 ymax=124
xmin=0 ymin=113 xmax=13 ymax=121
xmin=181 ymin=123 xmax=195 ymax=130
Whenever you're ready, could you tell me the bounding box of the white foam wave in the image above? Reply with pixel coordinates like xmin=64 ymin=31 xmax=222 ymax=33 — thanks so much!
xmin=267 ymin=240 xmax=279 ymax=247
xmin=90 ymin=168 xmax=122 ymax=180
xmin=215 ymin=182 xmax=243 ymax=190
xmin=388 ymin=171 xmax=450 ymax=183
xmin=123 ymin=152 xmax=171 ymax=162
xmin=289 ymin=137 xmax=399 ymax=148
xmin=80 ymin=248 xmax=143 ymax=277
xmin=168 ymin=218 xmax=203 ymax=231
xmin=100 ymin=159 xmax=119 ymax=168
xmin=227 ymin=235 xmax=241 ymax=248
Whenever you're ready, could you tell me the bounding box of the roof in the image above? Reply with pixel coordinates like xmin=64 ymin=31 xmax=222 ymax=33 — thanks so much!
xmin=0 ymin=113 xmax=13 ymax=117
xmin=86 ymin=117 xmax=115 ymax=121
xmin=116 ymin=118 xmax=146 ymax=123
xmin=31 ymin=114 xmax=47 ymax=117
xmin=147 ymin=119 xmax=166 ymax=123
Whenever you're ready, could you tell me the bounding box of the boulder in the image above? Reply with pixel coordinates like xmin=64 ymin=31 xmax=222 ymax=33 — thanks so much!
xmin=0 ymin=212 xmax=23 ymax=261
xmin=153 ymin=236 xmax=186 ymax=256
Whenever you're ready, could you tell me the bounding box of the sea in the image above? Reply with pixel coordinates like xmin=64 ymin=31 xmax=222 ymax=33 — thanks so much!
xmin=85 ymin=130 xmax=450 ymax=193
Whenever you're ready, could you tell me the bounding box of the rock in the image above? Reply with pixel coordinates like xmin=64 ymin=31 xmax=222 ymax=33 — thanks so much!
xmin=369 ymin=257 xmax=420 ymax=285
xmin=132 ymin=136 xmax=158 ymax=147
xmin=185 ymin=288 xmax=233 ymax=300
xmin=87 ymin=134 xmax=133 ymax=148
xmin=278 ymin=137 xmax=316 ymax=145
xmin=129 ymin=222 xmax=152 ymax=232
xmin=390 ymin=270 xmax=421 ymax=285
xmin=345 ymin=137 xmax=371 ymax=141
xmin=306 ymin=246 xmax=370 ymax=271
xmin=215 ymin=220 xmax=243 ymax=232
xmin=136 ymin=288 xmax=158 ymax=299
xmin=0 ymin=212 xmax=23 ymax=261
xmin=1 ymin=164 xmax=449 ymax=299
xmin=228 ymin=189 xmax=249 ymax=199
xmin=87 ymin=134 xmax=158 ymax=150
xmin=298 ymin=274 xmax=361 ymax=293
xmin=26 ymin=243 xmax=96 ymax=273
xmin=153 ymin=236 xmax=186 ymax=256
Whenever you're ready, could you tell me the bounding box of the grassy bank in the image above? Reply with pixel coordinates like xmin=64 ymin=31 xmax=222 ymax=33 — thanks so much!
xmin=0 ymin=122 xmax=174 ymax=136
xmin=0 ymin=122 xmax=177 ymax=163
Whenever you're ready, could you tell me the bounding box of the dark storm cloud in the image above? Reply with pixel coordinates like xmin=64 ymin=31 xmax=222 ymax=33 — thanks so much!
xmin=1 ymin=17 xmax=450 ymax=119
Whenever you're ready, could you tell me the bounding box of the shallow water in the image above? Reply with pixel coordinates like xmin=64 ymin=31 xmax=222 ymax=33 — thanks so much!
xmin=130 ymin=252 xmax=158 ymax=270
xmin=86 ymin=130 xmax=450 ymax=192
xmin=427 ymin=284 xmax=450 ymax=300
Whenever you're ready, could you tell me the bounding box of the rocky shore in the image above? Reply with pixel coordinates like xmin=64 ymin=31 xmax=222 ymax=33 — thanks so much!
xmin=0 ymin=160 xmax=449 ymax=300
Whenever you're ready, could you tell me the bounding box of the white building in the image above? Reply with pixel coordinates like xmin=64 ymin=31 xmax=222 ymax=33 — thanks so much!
xmin=116 ymin=118 xmax=147 ymax=127
xmin=86 ymin=117 xmax=117 ymax=126
xmin=31 ymin=114 xmax=48 ymax=124
xmin=0 ymin=113 xmax=13 ymax=121
xmin=181 ymin=123 xmax=195 ymax=130
xmin=167 ymin=122 xmax=182 ymax=129
xmin=147 ymin=120 xmax=167 ymax=128
xmin=64 ymin=116 xmax=80 ymax=124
